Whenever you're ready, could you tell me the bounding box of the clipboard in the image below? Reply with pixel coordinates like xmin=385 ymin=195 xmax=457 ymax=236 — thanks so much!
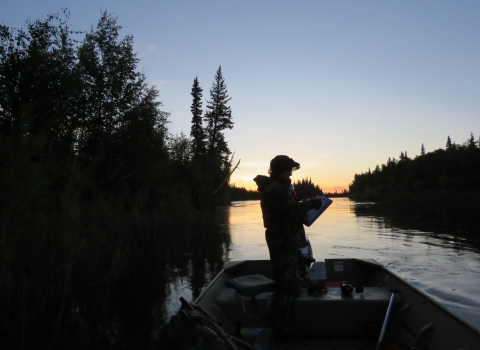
xmin=304 ymin=195 xmax=333 ymax=227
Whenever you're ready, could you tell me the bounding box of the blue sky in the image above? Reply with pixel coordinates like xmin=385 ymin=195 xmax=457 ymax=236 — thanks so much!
xmin=2 ymin=1 xmax=479 ymax=191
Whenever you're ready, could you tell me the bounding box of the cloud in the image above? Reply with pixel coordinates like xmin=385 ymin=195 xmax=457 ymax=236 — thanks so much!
xmin=139 ymin=41 xmax=176 ymax=60
xmin=150 ymin=80 xmax=170 ymax=89
xmin=145 ymin=42 xmax=158 ymax=52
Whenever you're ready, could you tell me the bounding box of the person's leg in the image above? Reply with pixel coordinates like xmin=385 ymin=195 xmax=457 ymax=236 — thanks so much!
xmin=265 ymin=229 xmax=282 ymax=282
xmin=265 ymin=229 xmax=301 ymax=296
xmin=276 ymin=243 xmax=302 ymax=296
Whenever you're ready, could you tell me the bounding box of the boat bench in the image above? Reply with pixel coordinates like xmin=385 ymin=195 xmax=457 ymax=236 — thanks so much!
xmin=216 ymin=283 xmax=392 ymax=337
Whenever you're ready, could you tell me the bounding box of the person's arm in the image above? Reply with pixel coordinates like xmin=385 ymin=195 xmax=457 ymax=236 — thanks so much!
xmin=266 ymin=182 xmax=314 ymax=221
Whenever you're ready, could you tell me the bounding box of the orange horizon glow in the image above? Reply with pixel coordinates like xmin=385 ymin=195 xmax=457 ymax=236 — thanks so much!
xmin=227 ymin=155 xmax=357 ymax=194
xmin=230 ymin=179 xmax=350 ymax=194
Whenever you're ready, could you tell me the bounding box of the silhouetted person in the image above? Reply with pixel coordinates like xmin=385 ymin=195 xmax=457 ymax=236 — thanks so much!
xmin=254 ymin=155 xmax=321 ymax=296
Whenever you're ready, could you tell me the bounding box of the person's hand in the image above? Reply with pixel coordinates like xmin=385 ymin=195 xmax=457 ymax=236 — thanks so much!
xmin=310 ymin=198 xmax=322 ymax=210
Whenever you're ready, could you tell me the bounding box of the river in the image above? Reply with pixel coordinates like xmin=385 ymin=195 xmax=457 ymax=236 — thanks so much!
xmin=164 ymin=198 xmax=480 ymax=332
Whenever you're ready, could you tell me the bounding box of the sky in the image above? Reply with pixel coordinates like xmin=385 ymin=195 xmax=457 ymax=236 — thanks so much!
xmin=2 ymin=1 xmax=479 ymax=192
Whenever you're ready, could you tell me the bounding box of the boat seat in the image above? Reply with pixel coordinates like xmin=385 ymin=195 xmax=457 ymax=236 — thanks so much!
xmin=224 ymin=274 xmax=277 ymax=296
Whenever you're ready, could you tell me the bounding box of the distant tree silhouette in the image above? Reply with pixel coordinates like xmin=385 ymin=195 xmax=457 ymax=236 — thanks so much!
xmin=205 ymin=66 xmax=233 ymax=161
xmin=468 ymin=132 xmax=476 ymax=149
xmin=190 ymin=77 xmax=206 ymax=157
xmin=349 ymin=133 xmax=480 ymax=200
xmin=421 ymin=143 xmax=425 ymax=155
xmin=446 ymin=135 xmax=452 ymax=149
xmin=293 ymin=177 xmax=323 ymax=199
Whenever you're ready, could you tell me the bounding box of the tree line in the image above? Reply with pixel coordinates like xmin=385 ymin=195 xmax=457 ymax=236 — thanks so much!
xmin=0 ymin=11 xmax=234 ymax=349
xmin=230 ymin=177 xmax=338 ymax=201
xmin=349 ymin=134 xmax=480 ymax=216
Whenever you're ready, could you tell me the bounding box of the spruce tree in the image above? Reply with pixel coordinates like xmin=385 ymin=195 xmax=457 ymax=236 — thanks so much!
xmin=468 ymin=132 xmax=476 ymax=149
xmin=446 ymin=136 xmax=452 ymax=149
xmin=421 ymin=143 xmax=425 ymax=155
xmin=205 ymin=66 xmax=233 ymax=160
xmin=190 ymin=77 xmax=206 ymax=157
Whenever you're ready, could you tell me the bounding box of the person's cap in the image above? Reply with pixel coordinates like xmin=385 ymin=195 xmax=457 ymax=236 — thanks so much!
xmin=269 ymin=155 xmax=300 ymax=175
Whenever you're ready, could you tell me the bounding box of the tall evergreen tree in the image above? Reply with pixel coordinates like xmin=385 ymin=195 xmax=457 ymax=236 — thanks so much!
xmin=205 ymin=66 xmax=233 ymax=160
xmin=190 ymin=77 xmax=206 ymax=157
xmin=468 ymin=132 xmax=476 ymax=149
xmin=421 ymin=143 xmax=425 ymax=155
xmin=446 ymin=135 xmax=452 ymax=149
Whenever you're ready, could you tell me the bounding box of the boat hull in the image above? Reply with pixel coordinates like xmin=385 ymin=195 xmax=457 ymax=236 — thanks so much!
xmin=168 ymin=258 xmax=480 ymax=350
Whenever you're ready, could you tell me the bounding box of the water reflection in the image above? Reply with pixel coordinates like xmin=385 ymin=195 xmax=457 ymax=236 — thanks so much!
xmin=352 ymin=200 xmax=480 ymax=250
xmin=163 ymin=210 xmax=232 ymax=318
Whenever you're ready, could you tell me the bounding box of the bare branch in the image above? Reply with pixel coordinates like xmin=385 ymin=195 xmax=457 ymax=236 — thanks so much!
xmin=212 ymin=158 xmax=241 ymax=196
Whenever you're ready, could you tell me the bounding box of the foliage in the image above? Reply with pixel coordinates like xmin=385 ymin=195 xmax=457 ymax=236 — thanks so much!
xmin=229 ymin=184 xmax=262 ymax=200
xmin=185 ymin=67 xmax=235 ymax=209
xmin=229 ymin=177 xmax=343 ymax=201
xmin=293 ymin=177 xmax=324 ymax=199
xmin=204 ymin=66 xmax=233 ymax=162
xmin=323 ymin=189 xmax=349 ymax=197
xmin=349 ymin=133 xmax=480 ymax=206
xmin=446 ymin=135 xmax=452 ymax=149
xmin=76 ymin=11 xmax=170 ymax=190
xmin=0 ymin=10 xmax=82 ymax=160
xmin=190 ymin=77 xmax=206 ymax=157
xmin=0 ymin=11 xmax=237 ymax=349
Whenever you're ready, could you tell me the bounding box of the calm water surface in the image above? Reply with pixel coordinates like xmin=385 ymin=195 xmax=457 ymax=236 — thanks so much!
xmin=165 ymin=198 xmax=480 ymax=331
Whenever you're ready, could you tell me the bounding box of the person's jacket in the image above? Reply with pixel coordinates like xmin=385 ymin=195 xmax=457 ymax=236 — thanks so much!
xmin=253 ymin=175 xmax=314 ymax=247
